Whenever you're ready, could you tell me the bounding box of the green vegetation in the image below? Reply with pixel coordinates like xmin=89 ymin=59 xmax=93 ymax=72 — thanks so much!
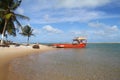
xmin=20 ymin=25 xmax=34 ymax=45
xmin=0 ymin=0 xmax=29 ymax=44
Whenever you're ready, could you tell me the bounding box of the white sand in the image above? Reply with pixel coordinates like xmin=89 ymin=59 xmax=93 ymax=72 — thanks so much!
xmin=0 ymin=44 xmax=54 ymax=80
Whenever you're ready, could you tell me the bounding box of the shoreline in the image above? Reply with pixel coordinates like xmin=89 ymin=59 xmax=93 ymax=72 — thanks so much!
xmin=0 ymin=44 xmax=55 ymax=80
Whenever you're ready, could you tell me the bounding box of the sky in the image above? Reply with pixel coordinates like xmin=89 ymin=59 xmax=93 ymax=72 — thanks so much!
xmin=8 ymin=0 xmax=120 ymax=43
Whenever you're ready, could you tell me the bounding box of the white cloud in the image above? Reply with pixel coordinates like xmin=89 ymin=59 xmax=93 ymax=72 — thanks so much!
xmin=71 ymin=31 xmax=82 ymax=35
xmin=67 ymin=30 xmax=89 ymax=39
xmin=88 ymin=22 xmax=120 ymax=38
xmin=20 ymin=0 xmax=120 ymax=24
xmin=22 ymin=0 xmax=112 ymax=10
xmin=88 ymin=21 xmax=106 ymax=28
xmin=44 ymin=14 xmax=50 ymax=21
xmin=93 ymin=30 xmax=106 ymax=36
xmin=42 ymin=25 xmax=63 ymax=33
xmin=33 ymin=28 xmax=41 ymax=34
xmin=57 ymin=0 xmax=111 ymax=8
xmin=108 ymin=25 xmax=119 ymax=32
xmin=21 ymin=0 xmax=114 ymax=14
xmin=29 ymin=9 xmax=105 ymax=24
xmin=88 ymin=22 xmax=119 ymax=31
xmin=17 ymin=0 xmax=120 ymax=42
xmin=16 ymin=7 xmax=24 ymax=14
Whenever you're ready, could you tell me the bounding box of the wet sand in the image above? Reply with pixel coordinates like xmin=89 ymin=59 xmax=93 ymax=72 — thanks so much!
xmin=0 ymin=44 xmax=54 ymax=80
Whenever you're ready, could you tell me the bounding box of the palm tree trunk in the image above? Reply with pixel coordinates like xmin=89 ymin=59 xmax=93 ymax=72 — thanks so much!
xmin=27 ymin=36 xmax=29 ymax=45
xmin=1 ymin=20 xmax=7 ymax=45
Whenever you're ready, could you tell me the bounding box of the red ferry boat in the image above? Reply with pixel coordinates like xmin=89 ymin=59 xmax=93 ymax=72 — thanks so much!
xmin=53 ymin=37 xmax=87 ymax=48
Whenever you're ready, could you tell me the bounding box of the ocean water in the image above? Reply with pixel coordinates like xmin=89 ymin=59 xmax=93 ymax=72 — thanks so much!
xmin=8 ymin=43 xmax=120 ymax=80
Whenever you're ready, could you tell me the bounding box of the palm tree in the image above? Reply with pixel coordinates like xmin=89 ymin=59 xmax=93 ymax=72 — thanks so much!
xmin=20 ymin=25 xmax=34 ymax=45
xmin=0 ymin=0 xmax=30 ymax=44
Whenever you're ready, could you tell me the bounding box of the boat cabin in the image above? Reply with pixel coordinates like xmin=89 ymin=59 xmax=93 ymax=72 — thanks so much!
xmin=72 ymin=37 xmax=87 ymax=44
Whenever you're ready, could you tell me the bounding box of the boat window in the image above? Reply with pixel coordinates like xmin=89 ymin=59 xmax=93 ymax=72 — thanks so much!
xmin=72 ymin=40 xmax=79 ymax=44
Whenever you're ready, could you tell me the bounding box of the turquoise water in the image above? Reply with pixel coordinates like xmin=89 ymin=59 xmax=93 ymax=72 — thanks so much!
xmin=8 ymin=43 xmax=120 ymax=80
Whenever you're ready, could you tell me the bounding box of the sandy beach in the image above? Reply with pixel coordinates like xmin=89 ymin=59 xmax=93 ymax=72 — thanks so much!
xmin=0 ymin=44 xmax=54 ymax=80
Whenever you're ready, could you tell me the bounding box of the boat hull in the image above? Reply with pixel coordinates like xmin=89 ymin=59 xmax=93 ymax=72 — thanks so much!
xmin=53 ymin=43 xmax=86 ymax=48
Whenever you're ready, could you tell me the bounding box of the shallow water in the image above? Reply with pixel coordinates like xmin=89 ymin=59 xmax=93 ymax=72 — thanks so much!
xmin=8 ymin=43 xmax=120 ymax=80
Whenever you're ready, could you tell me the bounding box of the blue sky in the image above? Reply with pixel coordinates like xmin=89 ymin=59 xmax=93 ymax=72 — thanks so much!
xmin=9 ymin=0 xmax=120 ymax=43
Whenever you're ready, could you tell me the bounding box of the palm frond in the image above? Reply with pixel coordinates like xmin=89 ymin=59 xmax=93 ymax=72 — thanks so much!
xmin=0 ymin=0 xmax=30 ymax=39
xmin=14 ymin=17 xmax=22 ymax=29
xmin=15 ymin=13 xmax=30 ymax=20
xmin=0 ymin=9 xmax=6 ymax=12
xmin=0 ymin=0 xmax=9 ymax=9
xmin=10 ymin=0 xmax=22 ymax=10
xmin=0 ymin=19 xmax=5 ymax=34
xmin=7 ymin=20 xmax=16 ymax=36
xmin=20 ymin=25 xmax=34 ymax=37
